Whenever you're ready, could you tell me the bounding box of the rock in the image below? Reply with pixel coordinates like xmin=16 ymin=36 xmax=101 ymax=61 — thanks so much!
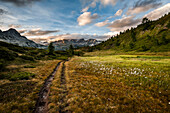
xmin=0 ymin=29 xmax=46 ymax=48
xmin=52 ymin=38 xmax=101 ymax=50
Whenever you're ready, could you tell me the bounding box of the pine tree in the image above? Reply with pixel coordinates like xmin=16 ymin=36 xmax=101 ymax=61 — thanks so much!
xmin=142 ymin=17 xmax=150 ymax=24
xmin=68 ymin=45 xmax=74 ymax=55
xmin=131 ymin=29 xmax=136 ymax=42
xmin=48 ymin=42 xmax=54 ymax=55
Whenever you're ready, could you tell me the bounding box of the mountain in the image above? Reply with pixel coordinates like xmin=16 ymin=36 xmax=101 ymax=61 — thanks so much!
xmin=52 ymin=38 xmax=101 ymax=50
xmin=0 ymin=28 xmax=45 ymax=48
xmin=89 ymin=13 xmax=170 ymax=52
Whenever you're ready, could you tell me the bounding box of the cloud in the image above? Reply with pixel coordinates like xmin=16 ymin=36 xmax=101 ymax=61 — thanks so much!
xmin=107 ymin=9 xmax=123 ymax=19
xmin=81 ymin=0 xmax=118 ymax=12
xmin=18 ymin=29 xmax=27 ymax=33
xmin=0 ymin=0 xmax=41 ymax=7
xmin=23 ymin=29 xmax=60 ymax=36
xmin=77 ymin=12 xmax=99 ymax=26
xmin=48 ymin=34 xmax=109 ymax=41
xmin=114 ymin=9 xmax=123 ymax=16
xmin=126 ymin=0 xmax=162 ymax=15
xmin=100 ymin=0 xmax=117 ymax=6
xmin=95 ymin=20 xmax=108 ymax=27
xmin=108 ymin=16 xmax=141 ymax=32
xmin=81 ymin=1 xmax=96 ymax=12
xmin=81 ymin=6 xmax=89 ymax=12
xmin=144 ymin=3 xmax=170 ymax=20
xmin=30 ymin=33 xmax=110 ymax=43
xmin=90 ymin=1 xmax=97 ymax=7
xmin=0 ymin=8 xmax=8 ymax=15
xmin=104 ymin=32 xmax=119 ymax=36
xmin=8 ymin=24 xmax=21 ymax=28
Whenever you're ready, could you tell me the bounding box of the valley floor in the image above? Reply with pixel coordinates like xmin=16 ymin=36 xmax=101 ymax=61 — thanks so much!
xmin=49 ymin=52 xmax=170 ymax=112
xmin=0 ymin=52 xmax=170 ymax=112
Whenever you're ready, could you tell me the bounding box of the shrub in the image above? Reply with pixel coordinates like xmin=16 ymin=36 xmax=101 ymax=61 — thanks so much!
xmin=74 ymin=51 xmax=84 ymax=56
xmin=47 ymin=55 xmax=57 ymax=60
xmin=141 ymin=45 xmax=149 ymax=51
xmin=0 ymin=60 xmax=6 ymax=71
xmin=129 ymin=42 xmax=134 ymax=49
xmin=0 ymin=47 xmax=18 ymax=60
xmin=24 ymin=65 xmax=36 ymax=68
xmin=0 ymin=41 xmax=25 ymax=53
xmin=9 ymin=72 xmax=35 ymax=81
xmin=20 ymin=55 xmax=34 ymax=61
xmin=56 ymin=56 xmax=68 ymax=60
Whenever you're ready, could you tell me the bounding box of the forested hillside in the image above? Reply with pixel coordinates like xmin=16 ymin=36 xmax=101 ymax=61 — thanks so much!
xmin=89 ymin=13 xmax=170 ymax=52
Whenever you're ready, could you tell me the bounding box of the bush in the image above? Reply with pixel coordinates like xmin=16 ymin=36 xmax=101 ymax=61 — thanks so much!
xmin=0 ymin=60 xmax=6 ymax=71
xmin=74 ymin=51 xmax=84 ymax=56
xmin=0 ymin=41 xmax=25 ymax=53
xmin=20 ymin=55 xmax=34 ymax=61
xmin=56 ymin=56 xmax=68 ymax=60
xmin=47 ymin=55 xmax=57 ymax=60
xmin=9 ymin=72 xmax=35 ymax=81
xmin=24 ymin=65 xmax=36 ymax=68
xmin=141 ymin=45 xmax=149 ymax=51
xmin=0 ymin=47 xmax=18 ymax=60
xmin=129 ymin=42 xmax=134 ymax=49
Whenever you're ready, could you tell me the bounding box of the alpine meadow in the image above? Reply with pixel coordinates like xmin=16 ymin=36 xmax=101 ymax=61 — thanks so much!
xmin=0 ymin=0 xmax=170 ymax=113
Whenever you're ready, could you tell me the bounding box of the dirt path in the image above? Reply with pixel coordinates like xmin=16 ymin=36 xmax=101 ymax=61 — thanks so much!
xmin=34 ymin=62 xmax=61 ymax=113
xmin=58 ymin=62 xmax=70 ymax=113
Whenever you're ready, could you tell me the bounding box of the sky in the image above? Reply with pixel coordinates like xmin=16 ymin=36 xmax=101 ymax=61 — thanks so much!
xmin=0 ymin=0 xmax=169 ymax=42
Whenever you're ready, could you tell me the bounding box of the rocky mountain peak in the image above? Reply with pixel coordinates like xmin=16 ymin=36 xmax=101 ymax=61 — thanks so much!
xmin=51 ymin=38 xmax=101 ymax=50
xmin=0 ymin=29 xmax=45 ymax=48
xmin=4 ymin=28 xmax=21 ymax=37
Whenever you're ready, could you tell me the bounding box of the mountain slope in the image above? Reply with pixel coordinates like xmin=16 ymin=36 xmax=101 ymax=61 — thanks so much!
xmin=0 ymin=28 xmax=45 ymax=48
xmin=91 ymin=13 xmax=170 ymax=52
xmin=52 ymin=38 xmax=101 ymax=50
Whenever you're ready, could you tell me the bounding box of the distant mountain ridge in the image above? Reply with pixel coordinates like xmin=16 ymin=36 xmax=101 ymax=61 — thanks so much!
xmin=51 ymin=38 xmax=101 ymax=50
xmin=0 ymin=28 xmax=101 ymax=50
xmin=0 ymin=28 xmax=45 ymax=48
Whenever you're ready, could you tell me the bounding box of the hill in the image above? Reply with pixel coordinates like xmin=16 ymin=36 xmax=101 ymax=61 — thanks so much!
xmin=88 ymin=13 xmax=170 ymax=52
xmin=0 ymin=41 xmax=70 ymax=72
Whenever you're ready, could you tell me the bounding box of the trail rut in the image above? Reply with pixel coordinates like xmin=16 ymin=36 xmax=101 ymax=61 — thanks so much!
xmin=34 ymin=62 xmax=61 ymax=113
xmin=58 ymin=62 xmax=70 ymax=113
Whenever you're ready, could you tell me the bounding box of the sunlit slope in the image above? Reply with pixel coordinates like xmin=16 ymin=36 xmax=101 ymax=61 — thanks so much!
xmin=90 ymin=13 xmax=170 ymax=52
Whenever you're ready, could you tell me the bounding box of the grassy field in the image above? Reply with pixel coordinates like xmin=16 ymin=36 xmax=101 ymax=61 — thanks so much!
xmin=0 ymin=60 xmax=60 ymax=112
xmin=0 ymin=50 xmax=169 ymax=112
xmin=64 ymin=52 xmax=170 ymax=112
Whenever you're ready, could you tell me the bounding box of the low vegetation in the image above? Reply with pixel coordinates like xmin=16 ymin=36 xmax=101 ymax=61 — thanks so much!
xmin=0 ymin=60 xmax=60 ymax=112
xmin=64 ymin=53 xmax=169 ymax=112
xmin=0 ymin=41 xmax=67 ymax=112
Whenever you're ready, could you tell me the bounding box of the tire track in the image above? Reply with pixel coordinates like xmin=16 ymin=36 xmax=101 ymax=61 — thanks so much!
xmin=58 ymin=62 xmax=70 ymax=113
xmin=34 ymin=62 xmax=61 ymax=113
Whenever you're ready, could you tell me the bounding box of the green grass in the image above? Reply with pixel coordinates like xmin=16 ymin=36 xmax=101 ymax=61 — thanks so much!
xmin=24 ymin=65 xmax=36 ymax=68
xmin=0 ymin=72 xmax=35 ymax=81
xmin=65 ymin=53 xmax=170 ymax=112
